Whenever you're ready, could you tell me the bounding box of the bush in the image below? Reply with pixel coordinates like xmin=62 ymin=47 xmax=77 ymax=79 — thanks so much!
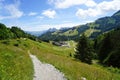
xmin=14 ymin=43 xmax=19 ymax=47
xmin=23 ymin=43 xmax=28 ymax=47
xmin=108 ymin=66 xmax=120 ymax=74
xmin=1 ymin=40 xmax=10 ymax=45
xmin=17 ymin=40 xmax=21 ymax=43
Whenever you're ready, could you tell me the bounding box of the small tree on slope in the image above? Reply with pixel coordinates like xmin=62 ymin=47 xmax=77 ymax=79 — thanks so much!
xmin=74 ymin=34 xmax=93 ymax=64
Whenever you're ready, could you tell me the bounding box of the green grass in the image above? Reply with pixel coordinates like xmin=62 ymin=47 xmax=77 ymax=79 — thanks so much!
xmin=26 ymin=39 xmax=120 ymax=80
xmin=63 ymin=29 xmax=78 ymax=36
xmin=0 ymin=39 xmax=33 ymax=80
xmin=84 ymin=29 xmax=101 ymax=37
xmin=0 ymin=39 xmax=120 ymax=80
xmin=52 ymin=29 xmax=78 ymax=36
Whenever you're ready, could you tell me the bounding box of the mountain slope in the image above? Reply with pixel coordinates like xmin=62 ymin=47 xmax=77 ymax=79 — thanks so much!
xmin=39 ymin=10 xmax=120 ymax=41
xmin=0 ymin=22 xmax=120 ymax=79
xmin=0 ymin=23 xmax=36 ymax=40
xmin=0 ymin=39 xmax=33 ymax=80
xmin=1 ymin=39 xmax=120 ymax=80
xmin=95 ymin=27 xmax=120 ymax=67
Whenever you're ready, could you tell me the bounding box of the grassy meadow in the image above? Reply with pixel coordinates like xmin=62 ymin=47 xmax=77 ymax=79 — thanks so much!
xmin=27 ymin=39 xmax=120 ymax=80
xmin=0 ymin=39 xmax=33 ymax=80
xmin=0 ymin=39 xmax=120 ymax=80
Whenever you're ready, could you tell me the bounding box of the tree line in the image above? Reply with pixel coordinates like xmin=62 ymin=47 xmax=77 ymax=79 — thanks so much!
xmin=75 ymin=27 xmax=120 ymax=68
xmin=1 ymin=22 xmax=120 ymax=68
xmin=0 ymin=23 xmax=36 ymax=40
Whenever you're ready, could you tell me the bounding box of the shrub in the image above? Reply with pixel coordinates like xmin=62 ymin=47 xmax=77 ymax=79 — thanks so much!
xmin=14 ymin=43 xmax=19 ymax=47
xmin=1 ymin=40 xmax=10 ymax=45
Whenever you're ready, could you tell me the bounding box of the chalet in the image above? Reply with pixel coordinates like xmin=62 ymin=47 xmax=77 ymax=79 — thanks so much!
xmin=52 ymin=41 xmax=70 ymax=47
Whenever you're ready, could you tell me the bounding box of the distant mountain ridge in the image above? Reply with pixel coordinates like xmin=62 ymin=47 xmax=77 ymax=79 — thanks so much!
xmin=39 ymin=10 xmax=120 ymax=41
xmin=26 ymin=28 xmax=57 ymax=36
xmin=26 ymin=31 xmax=47 ymax=36
xmin=47 ymin=28 xmax=57 ymax=32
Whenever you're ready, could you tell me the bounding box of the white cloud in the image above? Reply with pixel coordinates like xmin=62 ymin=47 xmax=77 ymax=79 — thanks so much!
xmin=0 ymin=16 xmax=11 ymax=20
xmin=76 ymin=8 xmax=102 ymax=18
xmin=0 ymin=0 xmax=23 ymax=20
xmin=97 ymin=0 xmax=120 ymax=11
xmin=76 ymin=0 xmax=120 ymax=18
xmin=28 ymin=12 xmax=38 ymax=16
xmin=5 ymin=4 xmax=23 ymax=18
xmin=51 ymin=23 xmax=80 ymax=29
xmin=85 ymin=0 xmax=97 ymax=7
xmin=48 ymin=0 xmax=96 ymax=9
xmin=42 ymin=9 xmax=56 ymax=19
xmin=23 ymin=23 xmax=81 ymax=31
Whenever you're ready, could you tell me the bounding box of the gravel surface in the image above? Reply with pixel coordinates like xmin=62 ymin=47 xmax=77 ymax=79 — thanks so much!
xmin=29 ymin=54 xmax=67 ymax=80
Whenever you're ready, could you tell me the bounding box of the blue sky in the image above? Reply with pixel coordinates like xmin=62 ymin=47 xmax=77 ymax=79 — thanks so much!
xmin=0 ymin=0 xmax=120 ymax=31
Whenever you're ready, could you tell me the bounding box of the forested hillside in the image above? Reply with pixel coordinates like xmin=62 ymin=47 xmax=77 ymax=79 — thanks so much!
xmin=39 ymin=10 xmax=120 ymax=41
xmin=0 ymin=23 xmax=36 ymax=40
xmin=0 ymin=23 xmax=120 ymax=80
xmin=94 ymin=27 xmax=120 ymax=67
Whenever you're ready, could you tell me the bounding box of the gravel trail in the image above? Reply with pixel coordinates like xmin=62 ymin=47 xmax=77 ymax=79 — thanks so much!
xmin=29 ymin=52 xmax=67 ymax=80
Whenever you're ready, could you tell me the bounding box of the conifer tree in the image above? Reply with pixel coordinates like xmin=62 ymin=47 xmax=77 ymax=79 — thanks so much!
xmin=98 ymin=34 xmax=112 ymax=64
xmin=75 ymin=34 xmax=93 ymax=64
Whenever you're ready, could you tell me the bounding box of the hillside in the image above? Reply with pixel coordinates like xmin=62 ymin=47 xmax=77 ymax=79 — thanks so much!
xmin=0 ymin=9 xmax=120 ymax=80
xmin=0 ymin=39 xmax=33 ymax=80
xmin=0 ymin=24 xmax=120 ymax=79
xmin=94 ymin=27 xmax=120 ymax=67
xmin=0 ymin=23 xmax=36 ymax=40
xmin=39 ymin=10 xmax=120 ymax=41
xmin=0 ymin=39 xmax=120 ymax=80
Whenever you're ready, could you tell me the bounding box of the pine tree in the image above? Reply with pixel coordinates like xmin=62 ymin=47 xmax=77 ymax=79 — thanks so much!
xmin=74 ymin=34 xmax=93 ymax=64
xmin=98 ymin=34 xmax=113 ymax=64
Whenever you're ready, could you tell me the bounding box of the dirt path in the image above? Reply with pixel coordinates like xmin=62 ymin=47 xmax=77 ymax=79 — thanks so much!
xmin=29 ymin=51 xmax=67 ymax=80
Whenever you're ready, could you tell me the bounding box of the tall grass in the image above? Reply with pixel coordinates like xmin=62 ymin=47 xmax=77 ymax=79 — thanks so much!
xmin=0 ymin=39 xmax=120 ymax=80
xmin=0 ymin=40 xmax=33 ymax=80
xmin=27 ymin=39 xmax=120 ymax=80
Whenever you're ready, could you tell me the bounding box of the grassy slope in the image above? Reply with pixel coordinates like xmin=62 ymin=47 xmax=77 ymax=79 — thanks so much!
xmin=52 ymin=29 xmax=78 ymax=36
xmin=63 ymin=29 xmax=78 ymax=36
xmin=52 ymin=26 xmax=100 ymax=38
xmin=27 ymin=39 xmax=120 ymax=80
xmin=0 ymin=39 xmax=120 ymax=80
xmin=84 ymin=29 xmax=101 ymax=37
xmin=0 ymin=39 xmax=33 ymax=80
